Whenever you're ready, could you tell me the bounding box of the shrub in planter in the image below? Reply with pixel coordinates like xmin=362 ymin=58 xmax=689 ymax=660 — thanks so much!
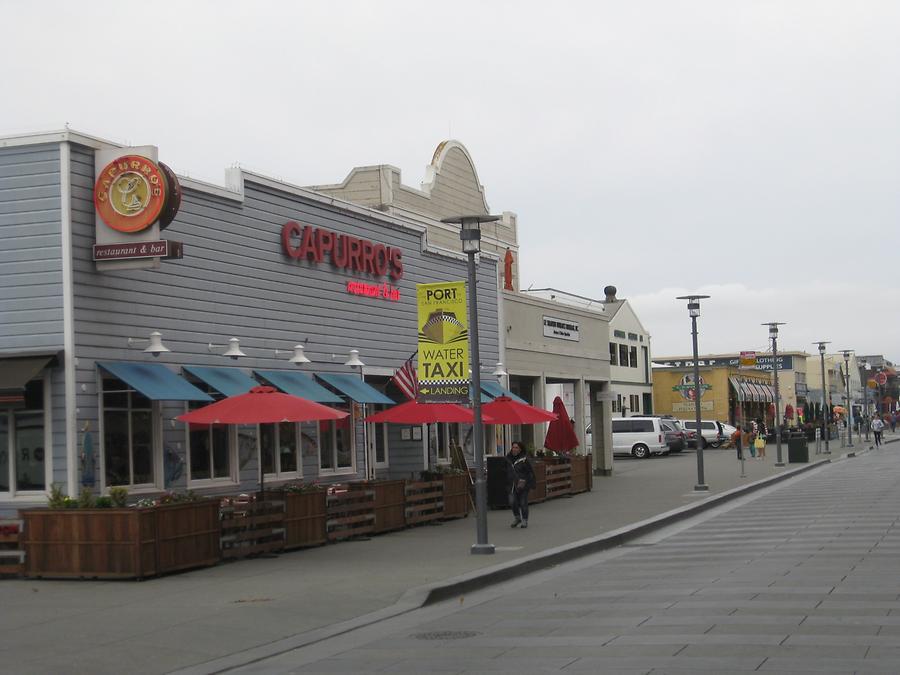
xmin=21 ymin=486 xmax=220 ymax=580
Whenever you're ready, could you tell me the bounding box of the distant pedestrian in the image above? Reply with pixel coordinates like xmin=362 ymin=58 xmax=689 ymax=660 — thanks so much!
xmin=755 ymin=431 xmax=767 ymax=460
xmin=732 ymin=426 xmax=743 ymax=460
xmin=872 ymin=416 xmax=885 ymax=447
xmin=506 ymin=441 xmax=535 ymax=529
xmin=891 ymin=413 xmax=897 ymax=433
xmin=742 ymin=427 xmax=754 ymax=459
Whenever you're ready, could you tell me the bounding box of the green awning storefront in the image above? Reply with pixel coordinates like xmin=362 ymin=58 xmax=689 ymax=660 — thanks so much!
xmin=97 ymin=362 xmax=213 ymax=401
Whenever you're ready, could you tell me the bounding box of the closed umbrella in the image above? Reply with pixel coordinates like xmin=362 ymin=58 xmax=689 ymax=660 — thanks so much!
xmin=543 ymin=396 xmax=579 ymax=453
xmin=481 ymin=396 xmax=557 ymax=425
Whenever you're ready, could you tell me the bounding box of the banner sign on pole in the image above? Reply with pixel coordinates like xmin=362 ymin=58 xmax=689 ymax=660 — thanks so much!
xmin=416 ymin=281 xmax=470 ymax=403
xmin=739 ymin=351 xmax=757 ymax=368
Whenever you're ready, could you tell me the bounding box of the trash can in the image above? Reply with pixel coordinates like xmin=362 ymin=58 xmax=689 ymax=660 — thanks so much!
xmin=787 ymin=431 xmax=809 ymax=463
xmin=486 ymin=456 xmax=510 ymax=509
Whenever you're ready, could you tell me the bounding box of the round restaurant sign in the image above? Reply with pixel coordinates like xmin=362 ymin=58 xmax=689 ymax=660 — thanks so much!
xmin=93 ymin=154 xmax=167 ymax=233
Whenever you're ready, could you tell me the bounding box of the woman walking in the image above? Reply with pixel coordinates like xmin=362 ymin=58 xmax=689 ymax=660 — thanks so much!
xmin=506 ymin=441 xmax=536 ymax=528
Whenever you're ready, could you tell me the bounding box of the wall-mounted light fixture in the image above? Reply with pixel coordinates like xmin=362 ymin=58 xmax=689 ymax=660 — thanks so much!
xmin=208 ymin=337 xmax=246 ymax=360
xmin=275 ymin=344 xmax=311 ymax=365
xmin=492 ymin=362 xmax=507 ymax=381
xmin=344 ymin=349 xmax=365 ymax=369
xmin=127 ymin=330 xmax=170 ymax=357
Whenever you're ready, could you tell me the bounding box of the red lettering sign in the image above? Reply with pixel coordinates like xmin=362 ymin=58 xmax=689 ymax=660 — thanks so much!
xmin=346 ymin=281 xmax=401 ymax=302
xmin=282 ymin=221 xmax=403 ymax=280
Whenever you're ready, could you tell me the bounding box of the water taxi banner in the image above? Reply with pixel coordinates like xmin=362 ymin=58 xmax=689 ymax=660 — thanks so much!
xmin=416 ymin=281 xmax=470 ymax=403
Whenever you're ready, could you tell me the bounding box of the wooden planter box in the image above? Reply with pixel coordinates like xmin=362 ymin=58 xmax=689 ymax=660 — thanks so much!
xmin=569 ymin=454 xmax=593 ymax=494
xmin=327 ymin=488 xmax=375 ymax=541
xmin=0 ymin=518 xmax=24 ymax=577
xmin=530 ymin=461 xmax=548 ymax=503
xmin=350 ymin=480 xmax=406 ymax=534
xmin=543 ymin=457 xmax=572 ymax=499
xmin=21 ymin=500 xmax=220 ymax=580
xmin=220 ymin=497 xmax=286 ymax=559
xmin=422 ymin=473 xmax=470 ymax=520
xmin=405 ymin=480 xmax=444 ymax=526
xmin=280 ymin=491 xmax=327 ymax=549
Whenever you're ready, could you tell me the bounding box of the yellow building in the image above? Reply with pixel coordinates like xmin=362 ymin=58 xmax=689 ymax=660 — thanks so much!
xmin=652 ymin=353 xmax=805 ymax=427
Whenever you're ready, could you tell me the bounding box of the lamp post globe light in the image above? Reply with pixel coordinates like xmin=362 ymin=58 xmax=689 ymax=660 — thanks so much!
xmin=676 ymin=294 xmax=710 ymax=492
xmin=762 ymin=322 xmax=786 ymax=467
xmin=839 ymin=350 xmax=854 ymax=448
xmin=441 ymin=213 xmax=501 ymax=555
xmin=813 ymin=341 xmax=831 ymax=455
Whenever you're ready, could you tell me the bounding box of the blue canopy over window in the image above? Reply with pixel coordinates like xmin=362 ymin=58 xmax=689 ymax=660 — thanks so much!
xmin=254 ymin=370 xmax=343 ymax=404
xmin=316 ymin=373 xmax=394 ymax=405
xmin=182 ymin=366 xmax=257 ymax=397
xmin=97 ymin=362 xmax=213 ymax=401
xmin=481 ymin=380 xmax=528 ymax=404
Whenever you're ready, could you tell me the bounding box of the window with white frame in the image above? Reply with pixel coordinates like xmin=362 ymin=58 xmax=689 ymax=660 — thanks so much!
xmin=319 ymin=404 xmax=353 ymax=472
xmin=185 ymin=392 xmax=234 ymax=483
xmin=259 ymin=421 xmax=301 ymax=480
xmin=630 ymin=394 xmax=640 ymax=413
xmin=0 ymin=377 xmax=48 ymax=494
xmin=102 ymin=376 xmax=156 ymax=488
xmin=430 ymin=423 xmax=451 ymax=463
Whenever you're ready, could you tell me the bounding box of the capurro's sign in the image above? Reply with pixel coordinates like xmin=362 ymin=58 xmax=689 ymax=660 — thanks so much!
xmin=281 ymin=221 xmax=403 ymax=280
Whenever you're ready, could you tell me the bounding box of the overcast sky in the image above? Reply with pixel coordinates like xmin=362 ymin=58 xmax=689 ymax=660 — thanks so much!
xmin=4 ymin=1 xmax=898 ymax=361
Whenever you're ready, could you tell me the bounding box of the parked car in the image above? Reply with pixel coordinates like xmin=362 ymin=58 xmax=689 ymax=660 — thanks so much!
xmin=611 ymin=417 xmax=669 ymax=459
xmin=660 ymin=419 xmax=686 ymax=453
xmin=632 ymin=415 xmax=687 ymax=453
xmin=682 ymin=419 xmax=726 ymax=448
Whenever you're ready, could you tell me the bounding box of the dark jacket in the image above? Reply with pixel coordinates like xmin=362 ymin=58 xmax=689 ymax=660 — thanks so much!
xmin=506 ymin=452 xmax=536 ymax=490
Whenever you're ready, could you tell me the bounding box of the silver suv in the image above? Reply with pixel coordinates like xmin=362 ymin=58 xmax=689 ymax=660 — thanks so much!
xmin=682 ymin=419 xmax=726 ymax=448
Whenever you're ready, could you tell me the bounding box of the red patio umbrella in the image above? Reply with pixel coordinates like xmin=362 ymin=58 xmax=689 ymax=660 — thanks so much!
xmin=177 ymin=386 xmax=347 ymax=425
xmin=365 ymin=400 xmax=496 ymax=424
xmin=481 ymin=396 xmax=557 ymax=425
xmin=543 ymin=396 xmax=579 ymax=453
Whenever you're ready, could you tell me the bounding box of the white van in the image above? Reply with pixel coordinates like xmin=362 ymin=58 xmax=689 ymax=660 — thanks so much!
xmin=611 ymin=418 xmax=669 ymax=459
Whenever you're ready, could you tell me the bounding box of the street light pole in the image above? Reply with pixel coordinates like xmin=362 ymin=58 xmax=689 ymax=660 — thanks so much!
xmin=839 ymin=350 xmax=854 ymax=449
xmin=862 ymin=362 xmax=870 ymax=442
xmin=813 ymin=341 xmax=831 ymax=455
xmin=677 ymin=294 xmax=710 ymax=492
xmin=763 ymin=322 xmax=786 ymax=467
xmin=442 ymin=214 xmax=500 ymax=555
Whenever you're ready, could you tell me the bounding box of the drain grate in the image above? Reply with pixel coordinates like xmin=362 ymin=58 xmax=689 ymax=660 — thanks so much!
xmin=412 ymin=630 xmax=480 ymax=640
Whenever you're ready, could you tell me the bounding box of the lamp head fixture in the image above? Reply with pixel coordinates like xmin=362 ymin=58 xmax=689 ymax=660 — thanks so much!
xmin=492 ymin=362 xmax=508 ymax=380
xmin=813 ymin=340 xmax=830 ymax=355
xmin=839 ymin=349 xmax=853 ymax=362
xmin=127 ymin=330 xmax=171 ymax=357
xmin=344 ymin=349 xmax=365 ymax=368
xmin=442 ymin=214 xmax=501 ymax=255
xmin=675 ymin=294 xmax=709 ymax=318
xmin=209 ymin=337 xmax=246 ymax=360
xmin=762 ymin=321 xmax=786 ymax=339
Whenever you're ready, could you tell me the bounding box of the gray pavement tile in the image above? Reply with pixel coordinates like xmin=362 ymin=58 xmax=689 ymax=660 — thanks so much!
xmin=758 ymin=657 xmax=873 ymax=671
xmin=680 ymin=644 xmax=868 ymax=659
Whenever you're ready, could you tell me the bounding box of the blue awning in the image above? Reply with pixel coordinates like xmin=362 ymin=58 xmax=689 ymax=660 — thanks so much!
xmin=182 ymin=366 xmax=257 ymax=397
xmin=316 ymin=373 xmax=394 ymax=405
xmin=97 ymin=362 xmax=213 ymax=402
xmin=254 ymin=369 xmax=343 ymax=404
xmin=481 ymin=380 xmax=528 ymax=404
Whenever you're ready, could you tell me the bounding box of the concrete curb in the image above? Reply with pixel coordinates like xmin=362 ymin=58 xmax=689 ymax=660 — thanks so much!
xmin=179 ymin=457 xmax=834 ymax=674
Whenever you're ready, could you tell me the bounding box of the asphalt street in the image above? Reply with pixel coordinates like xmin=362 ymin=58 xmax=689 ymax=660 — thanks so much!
xmin=241 ymin=442 xmax=900 ymax=674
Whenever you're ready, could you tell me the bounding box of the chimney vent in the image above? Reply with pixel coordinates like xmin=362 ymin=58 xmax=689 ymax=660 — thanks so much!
xmin=604 ymin=285 xmax=618 ymax=302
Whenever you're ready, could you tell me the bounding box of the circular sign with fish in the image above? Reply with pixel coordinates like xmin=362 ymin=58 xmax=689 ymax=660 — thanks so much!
xmin=93 ymin=154 xmax=167 ymax=233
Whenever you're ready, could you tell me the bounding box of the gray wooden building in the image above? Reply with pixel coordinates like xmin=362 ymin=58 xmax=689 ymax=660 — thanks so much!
xmin=0 ymin=129 xmax=500 ymax=513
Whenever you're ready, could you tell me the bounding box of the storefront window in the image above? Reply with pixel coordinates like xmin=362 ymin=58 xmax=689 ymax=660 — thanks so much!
xmin=319 ymin=405 xmax=353 ymax=472
xmin=185 ymin=385 xmax=233 ymax=484
xmin=102 ymin=377 xmax=155 ymax=488
xmin=259 ymin=422 xmax=300 ymax=478
xmin=0 ymin=379 xmax=48 ymax=493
